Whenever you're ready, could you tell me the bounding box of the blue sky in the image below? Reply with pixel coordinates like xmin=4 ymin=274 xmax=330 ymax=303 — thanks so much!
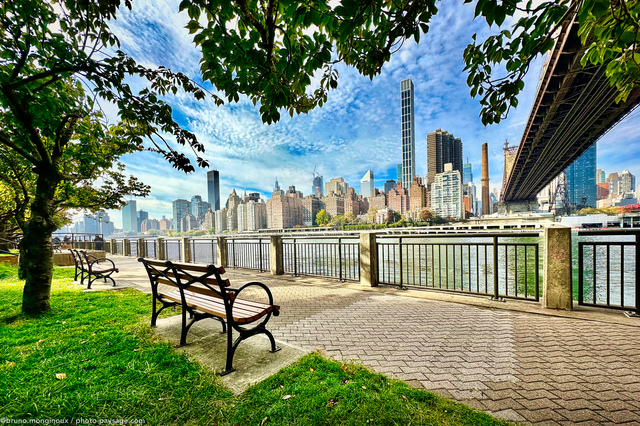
xmin=99 ymin=0 xmax=640 ymax=228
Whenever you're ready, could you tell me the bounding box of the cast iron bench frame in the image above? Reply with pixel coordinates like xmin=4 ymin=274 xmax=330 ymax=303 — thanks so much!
xmin=138 ymin=258 xmax=281 ymax=375
xmin=69 ymin=249 xmax=118 ymax=288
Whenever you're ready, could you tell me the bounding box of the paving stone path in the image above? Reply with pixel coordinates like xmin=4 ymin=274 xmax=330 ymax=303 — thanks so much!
xmin=115 ymin=257 xmax=640 ymax=425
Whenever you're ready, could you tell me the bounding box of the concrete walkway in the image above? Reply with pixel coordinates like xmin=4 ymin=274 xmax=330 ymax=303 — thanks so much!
xmin=110 ymin=255 xmax=640 ymax=425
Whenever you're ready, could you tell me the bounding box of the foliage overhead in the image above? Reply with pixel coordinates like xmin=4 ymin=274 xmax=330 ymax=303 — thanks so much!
xmin=181 ymin=0 xmax=640 ymax=126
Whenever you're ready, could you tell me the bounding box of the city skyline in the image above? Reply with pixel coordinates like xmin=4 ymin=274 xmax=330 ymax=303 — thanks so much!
xmin=95 ymin=0 xmax=640 ymax=228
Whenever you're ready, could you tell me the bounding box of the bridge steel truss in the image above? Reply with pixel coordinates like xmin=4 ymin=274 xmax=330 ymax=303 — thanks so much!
xmin=501 ymin=18 xmax=640 ymax=203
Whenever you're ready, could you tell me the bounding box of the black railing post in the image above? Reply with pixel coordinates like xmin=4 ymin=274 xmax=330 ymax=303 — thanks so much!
xmin=338 ymin=238 xmax=343 ymax=282
xmin=293 ymin=238 xmax=298 ymax=277
xmin=259 ymin=239 xmax=263 ymax=272
xmin=578 ymin=243 xmax=584 ymax=306
xmin=492 ymin=235 xmax=501 ymax=301
xmin=635 ymin=234 xmax=640 ymax=315
xmin=398 ymin=237 xmax=403 ymax=288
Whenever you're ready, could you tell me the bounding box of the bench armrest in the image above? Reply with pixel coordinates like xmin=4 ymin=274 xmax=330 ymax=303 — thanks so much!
xmin=230 ymin=282 xmax=276 ymax=307
xmin=89 ymin=257 xmax=116 ymax=269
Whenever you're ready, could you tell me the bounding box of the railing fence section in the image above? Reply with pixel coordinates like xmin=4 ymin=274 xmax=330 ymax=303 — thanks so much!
xmin=145 ymin=240 xmax=157 ymax=259
xmin=377 ymin=233 xmax=540 ymax=301
xmin=227 ymin=239 xmax=270 ymax=272
xmin=283 ymin=237 xmax=360 ymax=281
xmin=190 ymin=239 xmax=218 ymax=264
xmin=577 ymin=230 xmax=638 ymax=314
xmin=163 ymin=239 xmax=182 ymax=261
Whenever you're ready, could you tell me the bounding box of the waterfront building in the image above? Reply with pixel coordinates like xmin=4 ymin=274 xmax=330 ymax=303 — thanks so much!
xmin=375 ymin=208 xmax=393 ymax=224
xmin=159 ymin=218 xmax=172 ymax=230
xmin=302 ymin=196 xmax=323 ymax=226
xmin=140 ymin=219 xmax=159 ymax=233
xmin=191 ymin=195 xmax=210 ymax=221
xmin=400 ymin=79 xmax=416 ymax=188
xmin=388 ymin=182 xmax=410 ymax=214
xmin=426 ymin=129 xmax=463 ymax=184
xmin=227 ymin=209 xmax=238 ymax=231
xmin=463 ymin=162 xmax=473 ymax=185
xmin=180 ymin=214 xmax=198 ymax=232
xmin=606 ymin=172 xmax=620 ymax=197
xmin=463 ymin=182 xmax=477 ymax=217
xmin=619 ymin=170 xmax=636 ymax=194
xmin=596 ymin=169 xmax=606 ymax=184
xmin=368 ymin=193 xmax=387 ymax=210
xmin=431 ymin=164 xmax=463 ymax=219
xmin=266 ymin=194 xmax=303 ymax=229
xmin=122 ymin=200 xmax=137 ymax=233
xmin=237 ymin=201 xmax=267 ymax=232
xmin=203 ymin=209 xmax=215 ymax=231
xmin=312 ymin=174 xmax=324 ymax=197
xmin=597 ymin=183 xmax=609 ymax=201
xmin=172 ymin=199 xmax=191 ymax=232
xmin=322 ymin=193 xmax=345 ymax=217
xmin=565 ymin=143 xmax=596 ymax=208
xmin=207 ymin=170 xmax=220 ymax=211
xmin=215 ymin=209 xmax=228 ymax=232
xmin=136 ymin=210 xmax=148 ymax=233
xmin=409 ymin=177 xmax=427 ymax=212
xmin=360 ymin=170 xmax=374 ymax=198
xmin=383 ymin=180 xmax=396 ymax=193
xmin=325 ymin=177 xmax=349 ymax=196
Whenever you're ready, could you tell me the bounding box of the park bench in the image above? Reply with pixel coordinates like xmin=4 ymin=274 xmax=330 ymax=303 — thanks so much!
xmin=138 ymin=258 xmax=281 ymax=375
xmin=69 ymin=249 xmax=119 ymax=289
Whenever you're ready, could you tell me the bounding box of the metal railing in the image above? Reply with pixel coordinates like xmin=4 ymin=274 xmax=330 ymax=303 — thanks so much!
xmin=283 ymin=237 xmax=360 ymax=281
xmin=190 ymin=238 xmax=218 ymax=264
xmin=378 ymin=232 xmax=540 ymax=301
xmin=227 ymin=238 xmax=269 ymax=272
xmin=130 ymin=240 xmax=138 ymax=257
xmin=577 ymin=230 xmax=638 ymax=314
xmin=145 ymin=239 xmax=157 ymax=258
xmin=163 ymin=239 xmax=182 ymax=261
xmin=114 ymin=240 xmax=123 ymax=255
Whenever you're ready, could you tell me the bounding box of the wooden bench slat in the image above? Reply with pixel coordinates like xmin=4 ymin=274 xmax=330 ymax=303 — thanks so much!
xmin=143 ymin=259 xmax=226 ymax=275
xmin=160 ymin=290 xmax=273 ymax=324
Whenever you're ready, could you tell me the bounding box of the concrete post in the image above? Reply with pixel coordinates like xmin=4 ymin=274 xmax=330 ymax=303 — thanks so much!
xmin=217 ymin=236 xmax=228 ymax=267
xmin=543 ymin=225 xmax=573 ymax=310
xmin=182 ymin=237 xmax=191 ymax=263
xmin=270 ymin=235 xmax=284 ymax=275
xmin=157 ymin=237 xmax=165 ymax=260
xmin=110 ymin=239 xmax=117 ymax=255
xmin=123 ymin=239 xmax=131 ymax=256
xmin=137 ymin=238 xmax=146 ymax=258
xmin=359 ymin=232 xmax=378 ymax=287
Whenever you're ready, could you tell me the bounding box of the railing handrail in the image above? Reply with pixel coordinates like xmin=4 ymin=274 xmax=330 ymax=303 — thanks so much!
xmin=578 ymin=229 xmax=640 ymax=236
xmin=377 ymin=231 xmax=541 ymax=240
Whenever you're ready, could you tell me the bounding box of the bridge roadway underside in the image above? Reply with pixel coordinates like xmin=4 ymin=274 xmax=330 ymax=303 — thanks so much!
xmin=502 ymin=21 xmax=640 ymax=203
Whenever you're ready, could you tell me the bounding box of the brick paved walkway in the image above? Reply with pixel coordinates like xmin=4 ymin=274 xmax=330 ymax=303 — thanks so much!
xmin=115 ymin=257 xmax=640 ymax=425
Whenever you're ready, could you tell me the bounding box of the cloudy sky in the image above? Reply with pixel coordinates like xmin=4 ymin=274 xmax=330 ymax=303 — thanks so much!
xmin=98 ymin=0 xmax=640 ymax=228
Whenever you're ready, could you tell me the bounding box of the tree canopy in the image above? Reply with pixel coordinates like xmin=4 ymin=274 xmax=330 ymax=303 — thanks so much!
xmin=181 ymin=0 xmax=640 ymax=125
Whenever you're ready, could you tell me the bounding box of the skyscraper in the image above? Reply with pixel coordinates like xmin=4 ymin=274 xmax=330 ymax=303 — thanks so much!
xmin=431 ymin=164 xmax=463 ymax=219
xmin=172 ymin=199 xmax=191 ymax=232
xmin=400 ymin=79 xmax=415 ymax=188
xmin=312 ymin=174 xmax=324 ymax=197
xmin=565 ymin=143 xmax=597 ymax=208
xmin=426 ymin=129 xmax=463 ymax=184
xmin=619 ymin=170 xmax=636 ymax=194
xmin=207 ymin=170 xmax=220 ymax=211
xmin=136 ymin=210 xmax=148 ymax=232
xmin=463 ymin=162 xmax=473 ymax=184
xmin=360 ymin=170 xmax=374 ymax=198
xmin=122 ymin=200 xmax=137 ymax=232
xmin=396 ymin=164 xmax=403 ymax=184
xmin=596 ymin=169 xmax=606 ymax=184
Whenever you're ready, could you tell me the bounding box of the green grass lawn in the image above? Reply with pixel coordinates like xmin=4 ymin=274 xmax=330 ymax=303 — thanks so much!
xmin=0 ymin=264 xmax=510 ymax=425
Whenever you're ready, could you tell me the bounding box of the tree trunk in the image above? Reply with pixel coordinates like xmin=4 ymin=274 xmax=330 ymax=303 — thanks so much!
xmin=21 ymin=170 xmax=59 ymax=314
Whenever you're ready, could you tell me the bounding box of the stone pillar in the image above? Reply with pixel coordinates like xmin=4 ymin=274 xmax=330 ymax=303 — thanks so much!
xmin=123 ymin=239 xmax=131 ymax=256
xmin=110 ymin=239 xmax=117 ymax=255
xmin=157 ymin=237 xmax=165 ymax=261
xmin=137 ymin=238 xmax=146 ymax=258
xmin=182 ymin=237 xmax=191 ymax=263
xmin=543 ymin=225 xmax=573 ymax=310
xmin=359 ymin=232 xmax=378 ymax=287
xmin=270 ymin=235 xmax=284 ymax=275
xmin=217 ymin=236 xmax=228 ymax=267
xmin=104 ymin=240 xmax=111 ymax=254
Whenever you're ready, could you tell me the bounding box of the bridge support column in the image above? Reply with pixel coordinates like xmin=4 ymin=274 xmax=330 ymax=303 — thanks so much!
xmin=543 ymin=225 xmax=573 ymax=310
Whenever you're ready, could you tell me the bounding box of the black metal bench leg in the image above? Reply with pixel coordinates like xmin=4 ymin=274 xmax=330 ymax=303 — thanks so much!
xmin=263 ymin=329 xmax=281 ymax=353
xmin=220 ymin=328 xmax=237 ymax=376
xmin=176 ymin=307 xmax=188 ymax=348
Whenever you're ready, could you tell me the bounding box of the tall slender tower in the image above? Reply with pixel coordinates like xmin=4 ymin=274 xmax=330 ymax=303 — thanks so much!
xmin=481 ymin=143 xmax=490 ymax=215
xmin=207 ymin=170 xmax=220 ymax=211
xmin=400 ymin=79 xmax=415 ymax=189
